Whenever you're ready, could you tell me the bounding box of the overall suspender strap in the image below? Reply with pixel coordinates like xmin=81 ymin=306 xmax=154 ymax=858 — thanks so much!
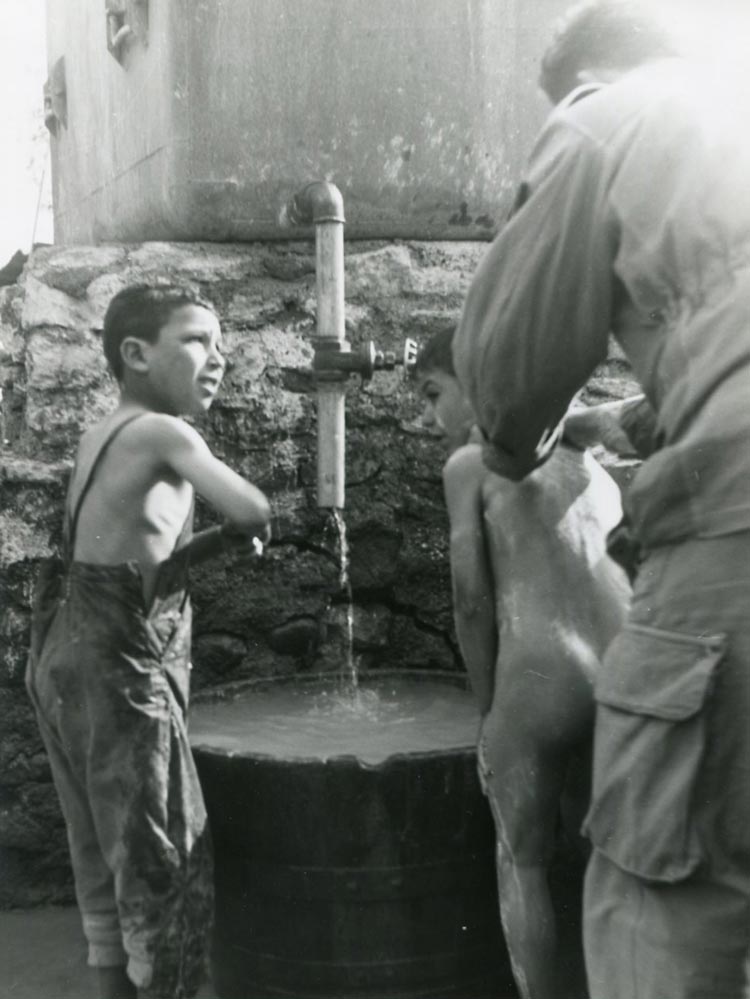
xmin=64 ymin=412 xmax=146 ymax=560
xmin=174 ymin=497 xmax=195 ymax=552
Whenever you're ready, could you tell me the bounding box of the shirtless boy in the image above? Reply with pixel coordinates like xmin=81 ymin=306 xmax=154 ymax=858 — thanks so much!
xmin=415 ymin=328 xmax=630 ymax=999
xmin=26 ymin=284 xmax=271 ymax=999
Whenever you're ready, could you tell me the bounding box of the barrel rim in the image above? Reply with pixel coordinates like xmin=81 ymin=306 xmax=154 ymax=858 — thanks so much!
xmin=189 ymin=668 xmax=478 ymax=767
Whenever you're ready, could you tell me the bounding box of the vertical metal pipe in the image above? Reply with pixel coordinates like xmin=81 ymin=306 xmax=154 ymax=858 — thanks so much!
xmin=285 ymin=182 xmax=347 ymax=509
xmin=314 ymin=217 xmax=346 ymax=509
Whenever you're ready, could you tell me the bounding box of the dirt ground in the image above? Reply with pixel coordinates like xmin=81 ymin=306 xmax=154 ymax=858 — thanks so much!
xmin=0 ymin=906 xmax=217 ymax=999
xmin=0 ymin=901 xmax=587 ymax=999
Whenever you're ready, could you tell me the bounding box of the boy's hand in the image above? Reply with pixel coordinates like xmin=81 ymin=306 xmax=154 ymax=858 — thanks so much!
xmin=220 ymin=521 xmax=269 ymax=556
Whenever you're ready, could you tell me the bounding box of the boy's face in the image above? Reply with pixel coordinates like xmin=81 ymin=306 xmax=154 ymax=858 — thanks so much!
xmin=417 ymin=368 xmax=475 ymax=453
xmin=142 ymin=305 xmax=226 ymax=415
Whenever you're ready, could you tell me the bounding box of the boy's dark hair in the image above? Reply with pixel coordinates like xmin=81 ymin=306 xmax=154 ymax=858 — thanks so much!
xmin=102 ymin=283 xmax=218 ymax=380
xmin=540 ymin=1 xmax=680 ymax=104
xmin=414 ymin=327 xmax=456 ymax=378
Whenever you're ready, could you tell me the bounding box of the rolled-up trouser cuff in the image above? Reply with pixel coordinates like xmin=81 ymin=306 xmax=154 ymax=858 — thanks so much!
xmin=83 ymin=911 xmax=127 ymax=968
xmin=87 ymin=940 xmax=128 ymax=968
xmin=127 ymin=955 xmax=153 ymax=990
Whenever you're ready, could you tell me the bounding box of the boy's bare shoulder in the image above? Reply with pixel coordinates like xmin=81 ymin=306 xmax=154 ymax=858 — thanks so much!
xmin=443 ymin=442 xmax=485 ymax=483
xmin=119 ymin=411 xmax=208 ymax=457
xmin=443 ymin=443 xmax=516 ymax=500
xmin=443 ymin=443 xmax=500 ymax=511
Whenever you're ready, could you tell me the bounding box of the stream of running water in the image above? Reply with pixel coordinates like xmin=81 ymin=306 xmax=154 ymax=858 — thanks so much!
xmin=331 ymin=508 xmax=357 ymax=692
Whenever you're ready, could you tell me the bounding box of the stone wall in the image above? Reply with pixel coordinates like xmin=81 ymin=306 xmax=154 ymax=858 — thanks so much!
xmin=0 ymin=241 xmax=639 ymax=906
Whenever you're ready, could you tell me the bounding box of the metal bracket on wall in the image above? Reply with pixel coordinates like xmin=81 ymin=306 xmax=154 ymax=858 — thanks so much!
xmin=106 ymin=0 xmax=149 ymax=63
xmin=43 ymin=57 xmax=67 ymax=136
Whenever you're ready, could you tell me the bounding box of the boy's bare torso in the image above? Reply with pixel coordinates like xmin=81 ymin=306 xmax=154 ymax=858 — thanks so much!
xmin=69 ymin=405 xmax=194 ymax=576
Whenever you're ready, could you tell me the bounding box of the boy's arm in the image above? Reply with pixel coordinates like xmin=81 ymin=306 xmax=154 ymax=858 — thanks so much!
xmin=444 ymin=445 xmax=497 ymax=716
xmin=141 ymin=414 xmax=272 ymax=535
xmin=182 ymin=524 xmax=266 ymax=565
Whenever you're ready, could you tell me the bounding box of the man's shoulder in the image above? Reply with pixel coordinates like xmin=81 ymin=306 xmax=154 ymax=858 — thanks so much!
xmin=551 ymin=59 xmax=702 ymax=146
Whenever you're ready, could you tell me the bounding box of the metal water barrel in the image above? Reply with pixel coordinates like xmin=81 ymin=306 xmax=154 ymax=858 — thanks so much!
xmin=190 ymin=671 xmax=516 ymax=999
xmin=45 ymin=0 xmax=567 ymax=243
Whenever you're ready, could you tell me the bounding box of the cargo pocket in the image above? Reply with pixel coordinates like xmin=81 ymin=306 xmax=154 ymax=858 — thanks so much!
xmin=582 ymin=624 xmax=726 ymax=883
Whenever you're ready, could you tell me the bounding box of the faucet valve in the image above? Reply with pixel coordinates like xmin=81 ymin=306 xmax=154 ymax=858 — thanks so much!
xmin=313 ymin=337 xmax=420 ymax=383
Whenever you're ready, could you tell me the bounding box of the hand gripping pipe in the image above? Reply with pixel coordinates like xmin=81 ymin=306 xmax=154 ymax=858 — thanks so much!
xmin=286 ymin=182 xmax=347 ymax=509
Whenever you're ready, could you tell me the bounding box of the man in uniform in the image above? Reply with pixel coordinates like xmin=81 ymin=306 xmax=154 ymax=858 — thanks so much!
xmin=452 ymin=3 xmax=750 ymax=996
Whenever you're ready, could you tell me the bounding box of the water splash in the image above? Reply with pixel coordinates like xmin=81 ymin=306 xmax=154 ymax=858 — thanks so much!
xmin=332 ymin=509 xmax=357 ymax=691
xmin=310 ymin=685 xmax=383 ymax=722
xmin=190 ymin=676 xmax=472 ymax=765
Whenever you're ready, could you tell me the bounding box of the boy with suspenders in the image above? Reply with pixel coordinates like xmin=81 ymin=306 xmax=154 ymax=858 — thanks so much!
xmin=26 ymin=284 xmax=271 ymax=998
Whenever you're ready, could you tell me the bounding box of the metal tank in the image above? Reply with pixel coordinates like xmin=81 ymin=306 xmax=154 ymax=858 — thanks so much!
xmin=45 ymin=0 xmax=567 ymax=243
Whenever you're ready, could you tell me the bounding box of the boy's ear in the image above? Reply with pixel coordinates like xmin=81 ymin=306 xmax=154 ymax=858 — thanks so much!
xmin=120 ymin=337 xmax=150 ymax=374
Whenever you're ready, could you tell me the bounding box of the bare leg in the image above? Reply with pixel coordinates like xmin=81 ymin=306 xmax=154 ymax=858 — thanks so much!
xmin=497 ymin=856 xmax=557 ymax=999
xmin=490 ymin=795 xmax=559 ymax=999
xmin=480 ymin=720 xmax=571 ymax=999
xmin=96 ymin=965 xmax=137 ymax=999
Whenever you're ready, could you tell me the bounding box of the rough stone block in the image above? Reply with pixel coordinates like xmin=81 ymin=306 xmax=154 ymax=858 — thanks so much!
xmin=85 ymin=271 xmax=132 ymax=326
xmin=21 ymin=276 xmax=95 ymax=331
xmin=126 ymin=241 xmax=267 ymax=282
xmin=0 ymin=514 xmax=56 ymax=566
xmin=351 ymin=604 xmax=392 ymax=651
xmin=388 ymin=614 xmax=458 ymax=673
xmin=215 ymin=329 xmax=313 ymax=434
xmin=27 ymin=326 xmax=108 ymax=393
xmin=345 ymin=244 xmax=416 ymax=300
xmin=0 ymin=604 xmax=32 ymax=686
xmin=0 ymin=689 xmax=48 ymax=781
xmin=0 ymin=783 xmax=66 ymax=850
xmin=24 ymin=386 xmax=115 ymax=457
xmin=0 ymin=845 xmax=74 ymax=908
xmin=27 ymin=245 xmax=128 ymax=298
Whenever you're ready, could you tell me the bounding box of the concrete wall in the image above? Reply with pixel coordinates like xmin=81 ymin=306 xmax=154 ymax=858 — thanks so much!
xmin=46 ymin=0 xmax=570 ymax=242
xmin=0 ymin=241 xmax=639 ymax=906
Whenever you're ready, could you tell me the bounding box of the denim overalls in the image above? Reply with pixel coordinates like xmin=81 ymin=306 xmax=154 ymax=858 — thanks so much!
xmin=26 ymin=413 xmax=213 ymax=998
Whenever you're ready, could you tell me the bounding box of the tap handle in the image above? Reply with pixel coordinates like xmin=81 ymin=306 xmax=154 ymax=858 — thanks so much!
xmin=368 ymin=337 xmax=419 ymax=379
xmin=402 ymin=338 xmax=419 ymax=378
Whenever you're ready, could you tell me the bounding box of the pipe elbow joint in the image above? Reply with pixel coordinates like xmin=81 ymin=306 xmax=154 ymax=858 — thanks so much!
xmin=287 ymin=181 xmax=345 ymax=226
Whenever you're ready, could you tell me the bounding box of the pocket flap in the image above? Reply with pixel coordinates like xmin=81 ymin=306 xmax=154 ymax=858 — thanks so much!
xmin=596 ymin=624 xmax=726 ymax=720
